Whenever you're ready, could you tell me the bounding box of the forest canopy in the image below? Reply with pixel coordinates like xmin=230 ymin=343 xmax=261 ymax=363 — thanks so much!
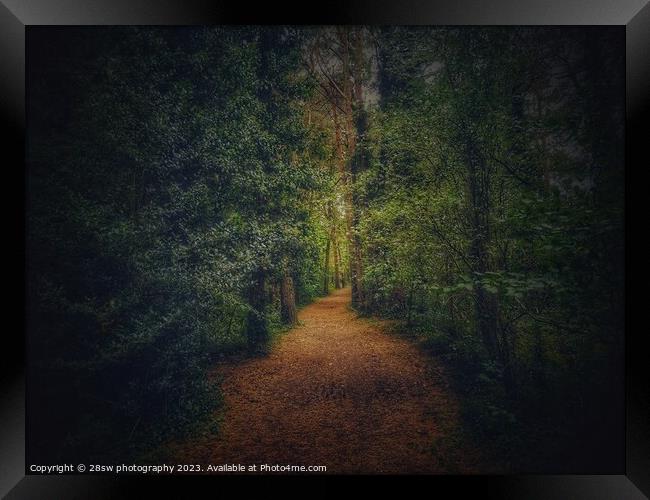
xmin=27 ymin=26 xmax=624 ymax=471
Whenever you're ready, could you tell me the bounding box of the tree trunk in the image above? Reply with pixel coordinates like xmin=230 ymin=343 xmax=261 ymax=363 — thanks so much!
xmin=338 ymin=245 xmax=346 ymax=287
xmin=406 ymin=283 xmax=415 ymax=327
xmin=323 ymin=235 xmax=331 ymax=294
xmin=246 ymin=268 xmax=268 ymax=352
xmin=348 ymin=30 xmax=368 ymax=310
xmin=333 ymin=231 xmax=342 ymax=289
xmin=349 ymin=105 xmax=367 ymax=309
xmin=333 ymin=26 xmax=366 ymax=309
xmin=280 ymin=273 xmax=297 ymax=326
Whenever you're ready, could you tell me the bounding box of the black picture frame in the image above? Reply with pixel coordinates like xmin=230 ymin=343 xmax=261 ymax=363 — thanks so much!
xmin=1 ymin=1 xmax=647 ymax=497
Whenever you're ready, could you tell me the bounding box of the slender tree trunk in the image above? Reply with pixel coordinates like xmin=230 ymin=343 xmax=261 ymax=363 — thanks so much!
xmin=406 ymin=283 xmax=415 ymax=327
xmin=337 ymin=27 xmax=359 ymax=306
xmin=333 ymin=230 xmax=342 ymax=289
xmin=246 ymin=268 xmax=268 ymax=352
xmin=331 ymin=101 xmax=345 ymax=174
xmin=323 ymin=235 xmax=331 ymax=294
xmin=280 ymin=272 xmax=297 ymax=326
xmin=329 ymin=97 xmax=343 ymax=291
xmin=347 ymin=27 xmax=368 ymax=310
xmin=338 ymin=245 xmax=346 ymax=287
xmin=349 ymin=110 xmax=367 ymax=309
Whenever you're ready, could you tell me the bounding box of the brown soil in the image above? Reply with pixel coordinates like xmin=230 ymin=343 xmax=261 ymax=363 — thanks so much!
xmin=173 ymin=287 xmax=482 ymax=474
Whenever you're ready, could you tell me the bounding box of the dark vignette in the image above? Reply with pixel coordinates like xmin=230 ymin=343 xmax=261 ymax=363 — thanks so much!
xmin=0 ymin=0 xmax=646 ymax=498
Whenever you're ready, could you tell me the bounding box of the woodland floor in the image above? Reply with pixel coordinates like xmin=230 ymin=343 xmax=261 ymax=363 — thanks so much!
xmin=172 ymin=287 xmax=485 ymax=474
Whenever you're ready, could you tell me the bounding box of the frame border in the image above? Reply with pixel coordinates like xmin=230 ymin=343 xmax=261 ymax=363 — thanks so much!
xmin=2 ymin=1 xmax=647 ymax=497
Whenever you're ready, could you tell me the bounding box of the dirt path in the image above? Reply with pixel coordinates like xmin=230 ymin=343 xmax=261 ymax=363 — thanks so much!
xmin=174 ymin=287 xmax=481 ymax=473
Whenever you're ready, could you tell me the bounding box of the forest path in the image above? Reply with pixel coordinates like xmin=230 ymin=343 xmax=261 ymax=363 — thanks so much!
xmin=175 ymin=287 xmax=481 ymax=473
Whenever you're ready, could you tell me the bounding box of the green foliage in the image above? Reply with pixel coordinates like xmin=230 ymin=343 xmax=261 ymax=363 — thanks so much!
xmin=360 ymin=27 xmax=624 ymax=470
xmin=27 ymin=27 xmax=327 ymax=462
xmin=27 ymin=26 xmax=624 ymax=471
